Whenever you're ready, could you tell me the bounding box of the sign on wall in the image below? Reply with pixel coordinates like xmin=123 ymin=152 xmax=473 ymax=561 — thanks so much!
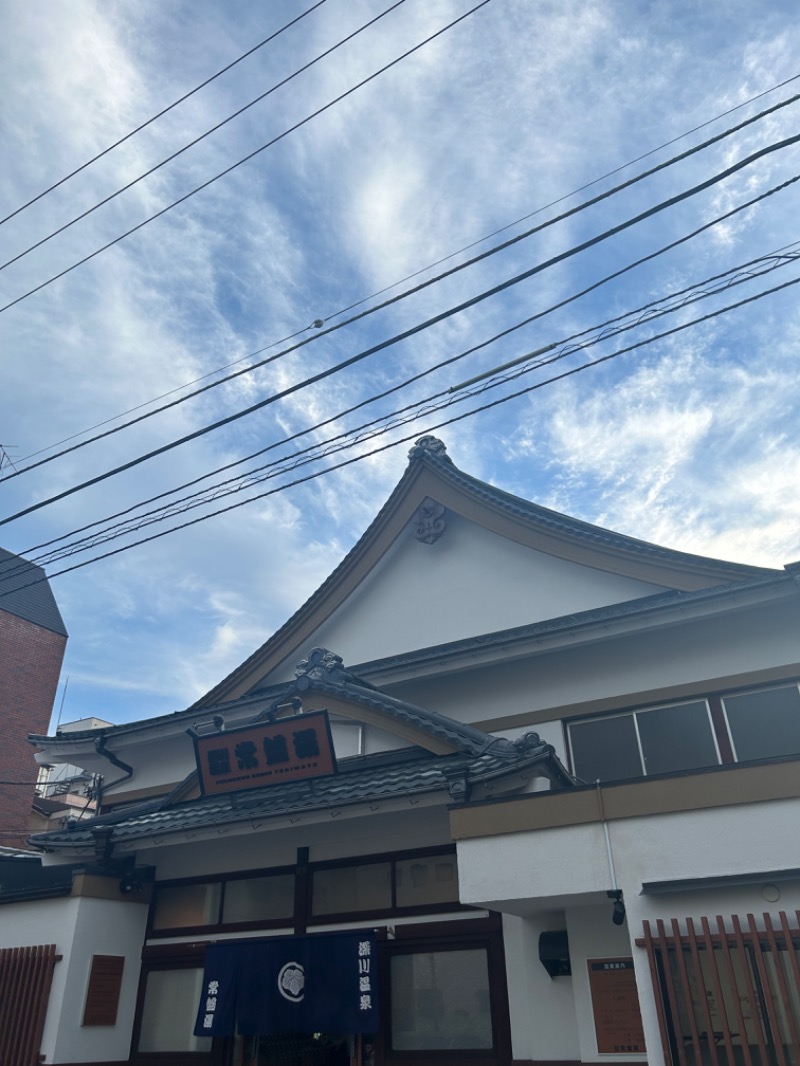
xmin=587 ymin=958 xmax=646 ymax=1055
xmin=193 ymin=711 xmax=337 ymax=796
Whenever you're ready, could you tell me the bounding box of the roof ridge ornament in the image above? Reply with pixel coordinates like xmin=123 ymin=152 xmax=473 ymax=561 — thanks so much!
xmin=408 ymin=435 xmax=452 ymax=463
xmin=295 ymin=647 xmax=346 ymax=683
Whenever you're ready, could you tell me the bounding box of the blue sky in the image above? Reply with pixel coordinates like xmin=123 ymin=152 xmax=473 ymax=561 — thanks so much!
xmin=1 ymin=0 xmax=799 ymax=726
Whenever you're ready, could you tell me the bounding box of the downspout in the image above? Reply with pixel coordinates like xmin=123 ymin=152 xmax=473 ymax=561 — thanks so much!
xmin=94 ymin=735 xmax=134 ymax=813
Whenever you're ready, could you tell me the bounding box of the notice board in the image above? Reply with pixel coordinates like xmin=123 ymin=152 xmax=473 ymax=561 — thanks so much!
xmin=587 ymin=958 xmax=645 ymax=1054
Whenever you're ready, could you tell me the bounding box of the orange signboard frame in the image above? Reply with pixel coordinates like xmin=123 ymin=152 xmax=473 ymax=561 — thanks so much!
xmin=587 ymin=957 xmax=646 ymax=1055
xmin=193 ymin=711 xmax=337 ymax=796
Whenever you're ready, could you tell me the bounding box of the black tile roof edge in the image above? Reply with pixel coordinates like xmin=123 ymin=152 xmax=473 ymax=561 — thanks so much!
xmin=287 ymin=675 xmax=516 ymax=758
xmin=350 ymin=572 xmax=798 ymax=678
xmin=28 ymin=743 xmax=571 ymax=849
xmin=30 ymin=569 xmax=797 ymax=749
xmin=435 ymin=452 xmax=777 ymax=577
xmin=0 ymin=546 xmax=67 ymax=636
xmin=194 ymin=441 xmax=778 ymax=711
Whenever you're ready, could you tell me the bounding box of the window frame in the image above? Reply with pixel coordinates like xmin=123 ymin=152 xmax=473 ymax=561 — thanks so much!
xmin=565 ymin=679 xmax=800 ymax=783
xmin=378 ymin=916 xmax=512 ymax=1066
xmin=566 ymin=698 xmax=721 ymax=782
xmin=147 ymin=846 xmax=466 ymax=938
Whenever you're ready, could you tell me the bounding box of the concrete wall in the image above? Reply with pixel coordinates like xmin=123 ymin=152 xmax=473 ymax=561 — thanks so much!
xmin=0 ymin=892 xmax=149 ymax=1064
xmin=457 ymin=794 xmax=800 ymax=1066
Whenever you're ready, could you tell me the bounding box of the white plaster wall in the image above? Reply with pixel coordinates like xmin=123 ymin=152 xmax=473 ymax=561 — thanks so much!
xmin=0 ymin=897 xmax=80 ymax=1064
xmin=384 ymin=594 xmax=800 ymax=748
xmin=273 ymin=513 xmax=667 ymax=680
xmin=566 ymin=904 xmax=647 ymax=1064
xmin=51 ymin=897 xmax=150 ymax=1063
xmin=141 ymin=805 xmax=454 ymax=881
xmin=458 ymin=795 xmax=800 ymax=1066
xmin=458 ymin=822 xmax=611 ymax=907
xmin=459 ymin=797 xmax=800 ymax=910
xmin=0 ymin=894 xmax=148 ymax=1064
xmin=502 ymin=912 xmax=580 ymax=1062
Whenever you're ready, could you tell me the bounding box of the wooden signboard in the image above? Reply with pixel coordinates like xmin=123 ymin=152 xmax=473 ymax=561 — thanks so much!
xmin=83 ymin=955 xmax=124 ymax=1026
xmin=193 ymin=710 xmax=337 ymax=796
xmin=587 ymin=958 xmax=646 ymax=1055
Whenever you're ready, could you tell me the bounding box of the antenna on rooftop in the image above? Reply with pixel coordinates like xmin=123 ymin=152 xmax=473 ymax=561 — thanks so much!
xmin=0 ymin=445 xmax=19 ymax=472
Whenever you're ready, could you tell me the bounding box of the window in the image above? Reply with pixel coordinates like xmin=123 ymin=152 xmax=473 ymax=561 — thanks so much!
xmin=149 ymin=848 xmax=461 ymax=934
xmin=151 ymin=882 xmax=221 ymax=931
xmin=568 ymin=700 xmax=719 ymax=783
xmin=311 ymin=861 xmax=392 ymax=916
xmin=567 ymin=680 xmax=800 ymax=784
xmin=309 ymin=851 xmax=460 ymax=919
xmin=396 ymin=854 xmax=458 ymax=908
xmin=722 ymin=683 xmax=800 ymax=762
xmin=221 ymin=873 xmax=294 ymax=924
xmin=389 ymin=948 xmax=494 ymax=1051
xmin=137 ymin=968 xmax=212 ymax=1053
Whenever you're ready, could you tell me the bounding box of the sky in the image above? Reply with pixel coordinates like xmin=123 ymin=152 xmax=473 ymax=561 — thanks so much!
xmin=1 ymin=0 xmax=799 ymax=727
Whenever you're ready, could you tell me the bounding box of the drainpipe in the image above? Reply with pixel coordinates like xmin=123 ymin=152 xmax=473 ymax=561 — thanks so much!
xmin=596 ymin=780 xmax=626 ymax=925
xmin=94 ymin=735 xmax=134 ymax=812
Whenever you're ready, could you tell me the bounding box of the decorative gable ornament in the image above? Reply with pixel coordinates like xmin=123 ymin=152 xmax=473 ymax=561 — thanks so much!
xmin=414 ymin=497 xmax=447 ymax=544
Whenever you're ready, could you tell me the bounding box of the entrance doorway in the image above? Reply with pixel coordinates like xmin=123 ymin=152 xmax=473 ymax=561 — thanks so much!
xmin=232 ymin=1032 xmax=354 ymax=1066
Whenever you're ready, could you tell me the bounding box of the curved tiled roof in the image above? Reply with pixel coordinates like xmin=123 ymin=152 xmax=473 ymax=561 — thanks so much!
xmin=194 ymin=437 xmax=777 ymax=708
xmin=29 ymin=738 xmax=571 ymax=852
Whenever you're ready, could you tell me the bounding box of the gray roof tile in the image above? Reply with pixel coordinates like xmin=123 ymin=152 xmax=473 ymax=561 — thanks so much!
xmin=0 ymin=547 xmax=67 ymax=636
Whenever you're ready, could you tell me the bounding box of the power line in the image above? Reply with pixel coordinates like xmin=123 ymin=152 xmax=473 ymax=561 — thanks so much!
xmin=3 ymin=187 xmax=799 ymax=600
xmin=14 ymin=71 xmax=800 ymax=468
xmin=3 ymin=269 xmax=797 ymax=600
xmin=16 ymin=236 xmax=800 ymax=574
xmin=5 ymin=84 xmax=800 ymax=484
xmin=0 ymin=0 xmax=494 ymax=317
xmin=7 ymin=247 xmax=799 ymax=580
xmin=0 ymin=2 xmax=329 ymax=228
xmin=0 ymin=0 xmax=409 ymax=274
xmin=3 ymin=133 xmax=799 ymax=530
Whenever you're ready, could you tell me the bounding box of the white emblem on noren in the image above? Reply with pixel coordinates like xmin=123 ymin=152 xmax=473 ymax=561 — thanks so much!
xmin=277 ymin=961 xmax=305 ymax=1002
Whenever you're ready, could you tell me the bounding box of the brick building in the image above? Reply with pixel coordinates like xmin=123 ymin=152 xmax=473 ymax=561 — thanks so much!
xmin=0 ymin=547 xmax=67 ymax=848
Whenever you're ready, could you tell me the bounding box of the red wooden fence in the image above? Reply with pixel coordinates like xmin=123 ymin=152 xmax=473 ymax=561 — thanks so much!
xmin=638 ymin=911 xmax=800 ymax=1066
xmin=0 ymin=944 xmax=61 ymax=1066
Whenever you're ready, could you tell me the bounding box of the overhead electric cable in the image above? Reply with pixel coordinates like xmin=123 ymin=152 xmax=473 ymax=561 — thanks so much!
xmin=17 ymin=237 xmax=800 ymax=574
xmin=0 ymin=0 xmax=494 ymax=316
xmin=0 ymin=2 xmax=328 ymax=228
xmin=5 ymin=99 xmax=800 ymax=491
xmin=2 ymin=132 xmax=799 ymax=530
xmin=4 ymin=268 xmax=798 ymax=599
xmin=9 ymin=245 xmax=799 ymax=576
xmin=0 ymin=0 xmax=410 ymax=274
xmin=322 ymin=70 xmax=800 ymax=322
xmin=16 ymin=70 xmax=800 ymax=468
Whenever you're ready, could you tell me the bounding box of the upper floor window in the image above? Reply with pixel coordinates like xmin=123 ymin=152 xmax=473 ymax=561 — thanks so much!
xmin=722 ymin=683 xmax=800 ymax=761
xmin=567 ymin=680 xmax=800 ymax=783
xmin=568 ymin=699 xmax=719 ymax=783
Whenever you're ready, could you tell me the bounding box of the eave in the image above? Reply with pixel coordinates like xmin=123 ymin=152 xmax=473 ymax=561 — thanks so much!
xmin=29 ymin=571 xmax=798 ymax=761
xmin=193 ymin=441 xmax=775 ymax=708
